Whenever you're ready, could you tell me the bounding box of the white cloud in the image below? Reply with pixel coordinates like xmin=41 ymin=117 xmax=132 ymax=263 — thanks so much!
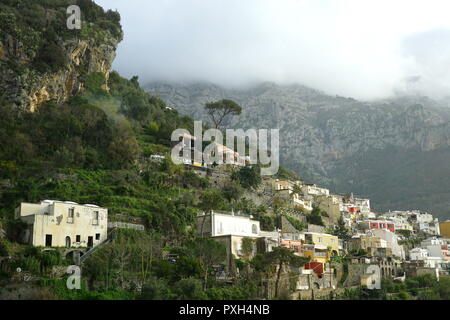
xmin=96 ymin=0 xmax=450 ymax=100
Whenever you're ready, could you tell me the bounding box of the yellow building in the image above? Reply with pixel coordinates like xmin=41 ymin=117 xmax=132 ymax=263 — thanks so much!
xmin=440 ymin=221 xmax=450 ymax=238
xmin=301 ymin=232 xmax=339 ymax=263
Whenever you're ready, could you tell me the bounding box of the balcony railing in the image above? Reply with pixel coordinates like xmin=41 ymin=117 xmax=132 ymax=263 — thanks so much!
xmin=315 ymin=252 xmax=327 ymax=257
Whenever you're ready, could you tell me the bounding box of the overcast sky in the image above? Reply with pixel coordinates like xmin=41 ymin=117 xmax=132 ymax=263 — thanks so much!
xmin=96 ymin=0 xmax=450 ymax=100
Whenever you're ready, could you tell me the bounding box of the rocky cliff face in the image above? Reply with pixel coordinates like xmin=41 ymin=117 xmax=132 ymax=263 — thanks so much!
xmin=0 ymin=34 xmax=119 ymax=111
xmin=146 ymin=82 xmax=450 ymax=219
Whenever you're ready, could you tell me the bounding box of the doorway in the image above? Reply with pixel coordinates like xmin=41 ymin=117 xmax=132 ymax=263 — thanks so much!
xmin=45 ymin=234 xmax=52 ymax=247
xmin=87 ymin=236 xmax=93 ymax=247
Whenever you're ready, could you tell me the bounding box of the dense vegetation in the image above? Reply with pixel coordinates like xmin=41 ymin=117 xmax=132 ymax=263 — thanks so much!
xmin=3 ymin=0 xmax=446 ymax=302
xmin=0 ymin=0 xmax=298 ymax=298
xmin=341 ymin=274 xmax=450 ymax=300
xmin=0 ymin=0 xmax=122 ymax=74
xmin=0 ymin=31 xmax=306 ymax=294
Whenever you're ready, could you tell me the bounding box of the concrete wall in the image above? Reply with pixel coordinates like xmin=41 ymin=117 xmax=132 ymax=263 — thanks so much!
xmin=293 ymin=287 xmax=358 ymax=300
xmin=295 ymin=272 xmax=337 ymax=291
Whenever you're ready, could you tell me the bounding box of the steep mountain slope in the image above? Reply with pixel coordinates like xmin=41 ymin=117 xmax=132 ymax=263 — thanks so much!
xmin=146 ymin=82 xmax=450 ymax=219
xmin=0 ymin=0 xmax=122 ymax=111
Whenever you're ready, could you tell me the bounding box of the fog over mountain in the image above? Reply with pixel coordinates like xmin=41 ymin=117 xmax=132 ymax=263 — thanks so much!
xmin=97 ymin=0 xmax=450 ymax=100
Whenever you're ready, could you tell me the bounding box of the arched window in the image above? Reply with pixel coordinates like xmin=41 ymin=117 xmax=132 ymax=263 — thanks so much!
xmin=252 ymin=224 xmax=258 ymax=234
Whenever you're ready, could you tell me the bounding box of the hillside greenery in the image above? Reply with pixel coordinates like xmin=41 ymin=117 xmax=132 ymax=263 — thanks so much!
xmin=0 ymin=0 xmax=122 ymax=74
xmin=0 ymin=0 xmax=293 ymax=297
xmin=340 ymin=274 xmax=450 ymax=300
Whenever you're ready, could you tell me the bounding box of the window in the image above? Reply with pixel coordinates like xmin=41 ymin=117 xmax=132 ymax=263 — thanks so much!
xmin=95 ymin=233 xmax=100 ymax=240
xmin=93 ymin=211 xmax=99 ymax=225
xmin=67 ymin=208 xmax=74 ymax=224
xmin=65 ymin=236 xmax=71 ymax=247
xmin=252 ymin=224 xmax=258 ymax=234
xmin=318 ymin=237 xmax=322 ymax=243
xmin=76 ymin=235 xmax=81 ymax=242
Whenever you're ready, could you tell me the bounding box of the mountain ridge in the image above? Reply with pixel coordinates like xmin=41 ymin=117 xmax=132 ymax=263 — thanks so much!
xmin=146 ymin=81 xmax=450 ymax=219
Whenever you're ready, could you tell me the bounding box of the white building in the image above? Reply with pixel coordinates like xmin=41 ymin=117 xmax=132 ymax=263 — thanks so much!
xmin=368 ymin=229 xmax=405 ymax=260
xmin=409 ymin=248 xmax=443 ymax=269
xmin=421 ymin=237 xmax=444 ymax=247
xmin=354 ymin=198 xmax=371 ymax=213
xmin=301 ymin=184 xmax=330 ymax=197
xmin=410 ymin=248 xmax=429 ymax=261
xmin=273 ymin=180 xmax=295 ymax=191
xmin=196 ymin=210 xmax=261 ymax=238
xmin=380 ymin=213 xmax=414 ymax=233
xmin=15 ymin=200 xmax=108 ymax=248
xmin=382 ymin=210 xmax=440 ymax=235
xmin=419 ymin=222 xmax=440 ymax=235
xmin=196 ymin=211 xmax=279 ymax=271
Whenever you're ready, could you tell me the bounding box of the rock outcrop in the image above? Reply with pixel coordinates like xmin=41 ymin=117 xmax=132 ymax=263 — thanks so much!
xmin=0 ymin=33 xmax=118 ymax=111
xmin=0 ymin=34 xmax=119 ymax=111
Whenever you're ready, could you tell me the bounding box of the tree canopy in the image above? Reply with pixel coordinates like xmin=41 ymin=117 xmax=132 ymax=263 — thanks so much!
xmin=204 ymin=99 xmax=242 ymax=129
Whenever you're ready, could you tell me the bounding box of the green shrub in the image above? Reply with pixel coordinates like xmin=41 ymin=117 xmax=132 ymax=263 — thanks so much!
xmin=85 ymin=72 xmax=108 ymax=95
xmin=139 ymin=277 xmax=172 ymax=300
xmin=172 ymin=278 xmax=207 ymax=300
xmin=285 ymin=215 xmax=305 ymax=232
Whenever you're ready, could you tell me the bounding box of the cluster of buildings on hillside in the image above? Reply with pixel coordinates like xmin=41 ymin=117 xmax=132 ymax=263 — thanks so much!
xmin=169 ymin=132 xmax=251 ymax=168
xmin=193 ymin=209 xmax=450 ymax=290
xmin=11 ymin=170 xmax=450 ymax=292
xmin=192 ymin=177 xmax=450 ymax=289
xmin=271 ymin=178 xmax=374 ymax=222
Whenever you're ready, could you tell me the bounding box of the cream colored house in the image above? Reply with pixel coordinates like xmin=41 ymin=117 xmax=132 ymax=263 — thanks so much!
xmin=301 ymin=184 xmax=330 ymax=196
xmin=273 ymin=179 xmax=295 ymax=191
xmin=350 ymin=234 xmax=390 ymax=257
xmin=15 ymin=200 xmax=108 ymax=248
xmin=276 ymin=189 xmax=313 ymax=211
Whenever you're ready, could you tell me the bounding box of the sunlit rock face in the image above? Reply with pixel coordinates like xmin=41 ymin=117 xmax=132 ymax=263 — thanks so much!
xmin=0 ymin=35 xmax=119 ymax=112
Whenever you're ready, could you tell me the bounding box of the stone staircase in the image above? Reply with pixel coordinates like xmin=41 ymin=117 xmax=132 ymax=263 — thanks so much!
xmin=79 ymin=229 xmax=117 ymax=265
xmin=279 ymin=208 xmax=307 ymax=223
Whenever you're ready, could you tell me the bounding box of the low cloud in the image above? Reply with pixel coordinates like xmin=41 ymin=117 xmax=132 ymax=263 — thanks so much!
xmin=97 ymin=0 xmax=450 ymax=100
